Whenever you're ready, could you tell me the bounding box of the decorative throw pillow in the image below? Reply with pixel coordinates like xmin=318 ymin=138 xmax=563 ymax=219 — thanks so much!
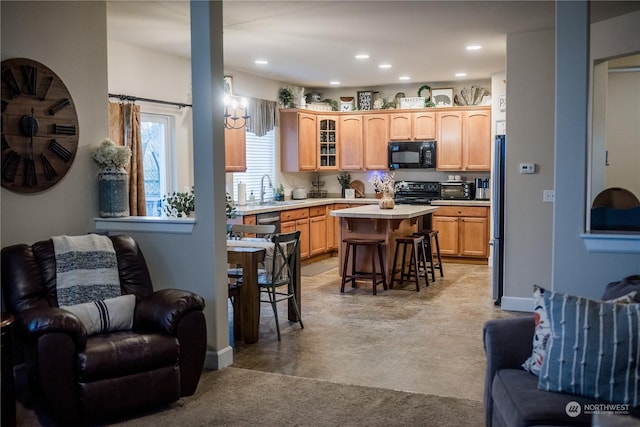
xmin=62 ymin=294 xmax=135 ymax=336
xmin=522 ymin=285 xmax=551 ymax=376
xmin=537 ymin=290 xmax=640 ymax=406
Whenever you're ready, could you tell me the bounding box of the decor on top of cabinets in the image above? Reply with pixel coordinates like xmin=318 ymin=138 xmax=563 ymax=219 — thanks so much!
xmin=418 ymin=84 xmax=436 ymax=107
xmin=432 ymin=88 xmax=454 ymax=107
xmin=92 ymin=138 xmax=132 ymax=218
xmin=340 ymin=97 xmax=355 ymax=111
xmin=454 ymin=86 xmax=491 ymax=106
xmin=399 ymin=97 xmax=426 ymax=109
xmin=357 ymin=91 xmax=373 ymax=110
xmin=279 ymin=87 xmax=295 ymax=108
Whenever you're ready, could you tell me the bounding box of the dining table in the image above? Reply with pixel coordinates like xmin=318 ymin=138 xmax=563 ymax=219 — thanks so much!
xmin=226 ymin=238 xmax=301 ymax=344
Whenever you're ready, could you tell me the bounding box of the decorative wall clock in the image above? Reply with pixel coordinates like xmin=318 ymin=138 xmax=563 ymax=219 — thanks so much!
xmin=1 ymin=58 xmax=79 ymax=193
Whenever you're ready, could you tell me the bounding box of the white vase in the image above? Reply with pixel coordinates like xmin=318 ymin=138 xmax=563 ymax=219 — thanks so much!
xmin=98 ymin=168 xmax=129 ymax=217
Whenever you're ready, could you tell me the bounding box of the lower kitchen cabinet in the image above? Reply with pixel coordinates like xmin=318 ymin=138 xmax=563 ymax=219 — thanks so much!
xmin=325 ymin=204 xmax=336 ymax=250
xmin=309 ymin=206 xmax=327 ymax=256
xmin=432 ymin=206 xmax=489 ymax=259
xmin=281 ymin=208 xmax=310 ymax=259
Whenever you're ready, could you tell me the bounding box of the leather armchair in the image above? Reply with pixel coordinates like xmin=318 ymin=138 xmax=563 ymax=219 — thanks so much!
xmin=1 ymin=235 xmax=207 ymax=425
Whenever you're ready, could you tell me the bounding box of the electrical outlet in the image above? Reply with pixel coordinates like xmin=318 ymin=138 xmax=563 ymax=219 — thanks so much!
xmin=543 ymin=190 xmax=555 ymax=203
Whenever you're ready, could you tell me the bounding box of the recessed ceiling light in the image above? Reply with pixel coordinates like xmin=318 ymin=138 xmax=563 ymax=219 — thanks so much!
xmin=355 ymin=53 xmax=370 ymax=59
xmin=379 ymin=64 xmax=392 ymax=69
xmin=330 ymin=81 xmax=341 ymax=85
xmin=254 ymin=59 xmax=269 ymax=65
xmin=399 ymin=76 xmax=411 ymax=80
xmin=455 ymin=72 xmax=467 ymax=77
xmin=466 ymin=45 xmax=482 ymax=51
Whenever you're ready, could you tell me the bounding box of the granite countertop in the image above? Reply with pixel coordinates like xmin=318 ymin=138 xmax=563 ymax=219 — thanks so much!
xmin=329 ymin=204 xmax=440 ymax=219
xmin=234 ymin=197 xmax=489 ymax=216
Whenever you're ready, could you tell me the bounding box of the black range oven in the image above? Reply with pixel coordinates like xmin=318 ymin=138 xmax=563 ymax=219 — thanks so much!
xmin=394 ymin=181 xmax=441 ymax=205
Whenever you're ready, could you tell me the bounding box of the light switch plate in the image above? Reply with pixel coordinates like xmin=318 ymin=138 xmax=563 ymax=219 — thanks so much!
xmin=543 ymin=189 xmax=555 ymax=202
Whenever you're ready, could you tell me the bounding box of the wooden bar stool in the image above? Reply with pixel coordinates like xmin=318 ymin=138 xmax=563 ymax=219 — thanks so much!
xmin=340 ymin=238 xmax=387 ymax=295
xmin=413 ymin=230 xmax=444 ymax=282
xmin=390 ymin=235 xmax=427 ymax=292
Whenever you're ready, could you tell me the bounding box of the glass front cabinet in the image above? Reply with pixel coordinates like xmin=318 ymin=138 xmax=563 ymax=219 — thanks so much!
xmin=318 ymin=116 xmax=338 ymax=170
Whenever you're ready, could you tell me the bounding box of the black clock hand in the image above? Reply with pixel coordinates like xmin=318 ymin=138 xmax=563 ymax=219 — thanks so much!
xmin=29 ymin=108 xmax=35 ymax=159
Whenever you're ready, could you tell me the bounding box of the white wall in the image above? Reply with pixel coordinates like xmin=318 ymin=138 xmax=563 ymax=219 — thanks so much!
xmin=108 ymin=40 xmax=194 ymax=192
xmin=500 ymin=30 xmax=556 ymax=308
xmin=1 ymin=1 xmax=109 ymax=247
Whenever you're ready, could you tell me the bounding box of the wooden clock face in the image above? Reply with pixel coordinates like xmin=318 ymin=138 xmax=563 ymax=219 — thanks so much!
xmin=1 ymin=58 xmax=79 ymax=193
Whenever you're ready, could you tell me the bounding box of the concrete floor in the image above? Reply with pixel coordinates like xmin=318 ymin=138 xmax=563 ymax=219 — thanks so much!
xmin=231 ymin=257 xmax=517 ymax=402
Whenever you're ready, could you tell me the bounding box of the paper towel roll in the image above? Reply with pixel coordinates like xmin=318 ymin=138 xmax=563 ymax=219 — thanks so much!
xmin=238 ymin=182 xmax=246 ymax=206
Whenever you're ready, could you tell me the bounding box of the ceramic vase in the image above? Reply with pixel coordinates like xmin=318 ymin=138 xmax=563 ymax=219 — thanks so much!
xmin=379 ymin=191 xmax=395 ymax=209
xmin=98 ymin=168 xmax=129 ymax=217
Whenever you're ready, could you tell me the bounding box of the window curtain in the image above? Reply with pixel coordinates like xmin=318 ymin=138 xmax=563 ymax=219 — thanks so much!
xmin=108 ymin=102 xmax=146 ymax=216
xmin=246 ymin=98 xmax=278 ymax=137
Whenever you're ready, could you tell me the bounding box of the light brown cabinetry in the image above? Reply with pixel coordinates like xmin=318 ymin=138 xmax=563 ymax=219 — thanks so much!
xmin=309 ymin=206 xmax=327 ymax=256
xmin=432 ymin=206 xmax=489 ymax=259
xmin=339 ymin=115 xmax=363 ymax=170
xmin=224 ymin=118 xmax=246 ymax=172
xmin=389 ymin=111 xmax=436 ymax=141
xmin=325 ymin=204 xmax=336 ymax=250
xmin=436 ymin=107 xmax=490 ymax=171
xmin=281 ymin=208 xmax=310 ymax=259
xmin=280 ymin=110 xmax=317 ymax=172
xmin=318 ymin=116 xmax=339 ymax=170
xmin=363 ymin=114 xmax=389 ymax=170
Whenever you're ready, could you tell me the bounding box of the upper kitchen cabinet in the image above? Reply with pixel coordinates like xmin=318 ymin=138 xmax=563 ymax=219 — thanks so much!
xmin=339 ymin=115 xmax=363 ymax=170
xmin=389 ymin=111 xmax=436 ymax=140
xmin=224 ymin=110 xmax=247 ymax=172
xmin=436 ymin=106 xmax=490 ymax=171
xmin=363 ymin=113 xmax=389 ymax=170
xmin=280 ymin=110 xmax=317 ymax=171
xmin=318 ymin=116 xmax=339 ymax=170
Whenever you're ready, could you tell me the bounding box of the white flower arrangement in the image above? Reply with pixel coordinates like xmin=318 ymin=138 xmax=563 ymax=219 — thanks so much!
xmin=91 ymin=138 xmax=131 ymax=171
xmin=368 ymin=171 xmax=396 ymax=194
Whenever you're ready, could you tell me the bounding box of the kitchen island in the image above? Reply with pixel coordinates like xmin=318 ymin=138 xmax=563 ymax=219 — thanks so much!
xmin=330 ymin=204 xmax=440 ymax=286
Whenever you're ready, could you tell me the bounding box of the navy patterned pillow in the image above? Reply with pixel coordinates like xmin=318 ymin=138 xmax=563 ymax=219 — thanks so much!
xmin=537 ymin=290 xmax=640 ymax=406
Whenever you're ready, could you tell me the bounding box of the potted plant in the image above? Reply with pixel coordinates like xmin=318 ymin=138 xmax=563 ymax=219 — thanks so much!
xmin=92 ymin=138 xmax=132 ymax=217
xmin=162 ymin=187 xmax=195 ymax=218
xmin=279 ymin=87 xmax=295 ymax=108
xmin=337 ymin=172 xmax=351 ymax=198
xmin=226 ymin=192 xmax=237 ymax=218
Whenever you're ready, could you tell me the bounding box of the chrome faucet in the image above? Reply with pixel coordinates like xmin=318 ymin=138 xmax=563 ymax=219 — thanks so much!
xmin=260 ymin=174 xmax=273 ymax=205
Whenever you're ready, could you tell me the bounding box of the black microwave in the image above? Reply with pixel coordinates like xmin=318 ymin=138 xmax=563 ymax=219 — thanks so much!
xmin=388 ymin=141 xmax=436 ymax=169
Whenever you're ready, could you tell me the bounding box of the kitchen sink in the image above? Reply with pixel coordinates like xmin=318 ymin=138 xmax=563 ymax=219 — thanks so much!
xmin=258 ymin=200 xmax=306 ymax=206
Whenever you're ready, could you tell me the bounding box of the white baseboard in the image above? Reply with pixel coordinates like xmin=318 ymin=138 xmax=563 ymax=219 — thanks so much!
xmin=500 ymin=296 xmax=534 ymax=312
xmin=204 ymin=346 xmax=234 ymax=370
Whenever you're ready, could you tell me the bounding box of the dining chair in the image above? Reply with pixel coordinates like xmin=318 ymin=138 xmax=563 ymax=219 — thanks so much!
xmin=258 ymin=231 xmax=304 ymax=340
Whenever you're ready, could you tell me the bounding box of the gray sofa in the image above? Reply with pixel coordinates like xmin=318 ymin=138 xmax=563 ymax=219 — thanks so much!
xmin=484 ymin=316 xmax=608 ymax=427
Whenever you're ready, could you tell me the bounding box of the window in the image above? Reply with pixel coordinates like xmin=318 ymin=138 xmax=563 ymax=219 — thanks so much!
xmin=232 ymin=129 xmax=276 ymax=204
xmin=140 ymin=113 xmax=174 ymax=216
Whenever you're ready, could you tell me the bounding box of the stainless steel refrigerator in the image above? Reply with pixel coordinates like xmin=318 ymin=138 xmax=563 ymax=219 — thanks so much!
xmin=491 ymin=135 xmax=506 ymax=305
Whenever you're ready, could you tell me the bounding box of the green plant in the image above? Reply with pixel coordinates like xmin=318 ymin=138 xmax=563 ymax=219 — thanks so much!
xmin=337 ymin=172 xmax=351 ymax=189
xmin=279 ymin=87 xmax=295 ymax=107
xmin=163 ymin=187 xmax=195 ymax=218
xmin=226 ymin=192 xmax=237 ymax=218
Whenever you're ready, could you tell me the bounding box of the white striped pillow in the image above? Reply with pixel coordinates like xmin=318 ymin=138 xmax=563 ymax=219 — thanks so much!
xmin=537 ymin=290 xmax=640 ymax=406
xmin=62 ymin=294 xmax=135 ymax=336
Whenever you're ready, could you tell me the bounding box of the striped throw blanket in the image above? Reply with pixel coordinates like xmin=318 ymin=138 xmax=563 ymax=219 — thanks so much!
xmin=52 ymin=234 xmax=122 ymax=307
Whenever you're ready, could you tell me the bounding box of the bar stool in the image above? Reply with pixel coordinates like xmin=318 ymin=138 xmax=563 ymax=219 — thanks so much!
xmin=340 ymin=238 xmax=387 ymax=295
xmin=413 ymin=230 xmax=444 ymax=282
xmin=390 ymin=235 xmax=428 ymax=292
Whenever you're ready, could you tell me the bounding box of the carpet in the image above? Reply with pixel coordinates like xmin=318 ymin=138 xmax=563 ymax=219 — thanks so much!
xmin=18 ymin=367 xmax=484 ymax=426
xmin=110 ymin=368 xmax=484 ymax=426
xmin=301 ymin=258 xmax=338 ymax=277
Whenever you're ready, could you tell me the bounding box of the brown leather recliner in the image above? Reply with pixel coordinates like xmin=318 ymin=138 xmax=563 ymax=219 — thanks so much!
xmin=1 ymin=234 xmax=207 ymax=425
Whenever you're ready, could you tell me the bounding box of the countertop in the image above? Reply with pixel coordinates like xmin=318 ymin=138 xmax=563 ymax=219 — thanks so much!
xmin=234 ymin=197 xmax=489 ymax=216
xmin=329 ymin=204 xmax=440 ymax=219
